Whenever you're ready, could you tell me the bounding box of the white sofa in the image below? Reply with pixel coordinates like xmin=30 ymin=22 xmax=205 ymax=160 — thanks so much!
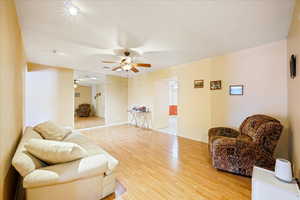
xmin=12 ymin=127 xmax=119 ymax=200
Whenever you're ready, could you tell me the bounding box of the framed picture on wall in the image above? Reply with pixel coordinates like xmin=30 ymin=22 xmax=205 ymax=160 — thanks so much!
xmin=229 ymin=85 xmax=244 ymax=95
xmin=210 ymin=80 xmax=222 ymax=90
xmin=194 ymin=80 xmax=204 ymax=88
xmin=75 ymin=92 xmax=80 ymax=97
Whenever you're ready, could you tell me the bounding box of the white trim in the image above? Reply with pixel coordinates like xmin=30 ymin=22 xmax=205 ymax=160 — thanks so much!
xmin=177 ymin=134 xmax=208 ymax=143
xmin=75 ymin=121 xmax=129 ymax=131
xmin=152 ymin=128 xmax=208 ymax=144
xmin=152 ymin=128 xmax=177 ymax=136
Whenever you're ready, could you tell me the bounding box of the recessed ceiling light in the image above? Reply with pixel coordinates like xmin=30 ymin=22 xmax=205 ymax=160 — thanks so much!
xmin=68 ymin=5 xmax=79 ymax=16
xmin=65 ymin=1 xmax=79 ymax=16
xmin=52 ymin=50 xmax=65 ymax=56
xmin=90 ymin=77 xmax=97 ymax=80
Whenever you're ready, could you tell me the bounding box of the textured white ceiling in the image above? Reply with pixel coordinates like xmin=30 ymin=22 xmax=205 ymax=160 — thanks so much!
xmin=74 ymin=70 xmax=106 ymax=85
xmin=15 ymin=0 xmax=294 ymax=76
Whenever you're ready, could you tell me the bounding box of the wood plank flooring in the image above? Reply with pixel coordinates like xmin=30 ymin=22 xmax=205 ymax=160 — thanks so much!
xmin=82 ymin=125 xmax=251 ymax=200
xmin=74 ymin=116 xmax=105 ymax=129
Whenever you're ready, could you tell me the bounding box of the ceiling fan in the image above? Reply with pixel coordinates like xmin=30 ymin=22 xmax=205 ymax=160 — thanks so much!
xmin=102 ymin=51 xmax=151 ymax=73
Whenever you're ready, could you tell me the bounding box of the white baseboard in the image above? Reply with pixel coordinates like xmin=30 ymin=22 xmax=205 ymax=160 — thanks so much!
xmin=151 ymin=128 xmax=208 ymax=144
xmin=151 ymin=128 xmax=176 ymax=136
xmin=75 ymin=121 xmax=129 ymax=131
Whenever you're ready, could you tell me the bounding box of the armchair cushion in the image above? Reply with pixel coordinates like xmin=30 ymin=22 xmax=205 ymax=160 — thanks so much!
xmin=23 ymin=154 xmax=108 ymax=189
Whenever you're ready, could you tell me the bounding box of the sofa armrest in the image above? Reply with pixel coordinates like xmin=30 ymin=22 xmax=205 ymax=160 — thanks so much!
xmin=23 ymin=155 xmax=108 ymax=189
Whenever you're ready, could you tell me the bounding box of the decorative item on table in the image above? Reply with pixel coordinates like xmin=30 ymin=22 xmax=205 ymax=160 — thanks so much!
xmin=132 ymin=106 xmax=147 ymax=112
xmin=194 ymin=80 xmax=204 ymax=88
xmin=138 ymin=106 xmax=147 ymax=112
xmin=229 ymin=85 xmax=244 ymax=95
xmin=210 ymin=80 xmax=222 ymax=90
xmin=275 ymin=158 xmax=293 ymax=183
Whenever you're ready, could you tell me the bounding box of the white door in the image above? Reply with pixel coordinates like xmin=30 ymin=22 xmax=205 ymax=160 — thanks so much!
xmin=153 ymin=79 xmax=169 ymax=129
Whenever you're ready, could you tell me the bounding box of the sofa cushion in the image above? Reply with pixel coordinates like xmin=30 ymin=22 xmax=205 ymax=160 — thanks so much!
xmin=25 ymin=139 xmax=88 ymax=164
xmin=12 ymin=127 xmax=46 ymax=177
xmin=23 ymin=154 xmax=108 ymax=189
xmin=34 ymin=121 xmax=71 ymax=141
xmin=64 ymin=132 xmax=119 ymax=174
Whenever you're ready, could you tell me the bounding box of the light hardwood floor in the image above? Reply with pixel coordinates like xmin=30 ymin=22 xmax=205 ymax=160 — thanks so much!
xmin=82 ymin=125 xmax=251 ymax=200
xmin=74 ymin=116 xmax=105 ymax=129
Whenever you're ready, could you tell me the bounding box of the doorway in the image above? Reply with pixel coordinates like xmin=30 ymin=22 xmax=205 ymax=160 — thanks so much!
xmin=74 ymin=83 xmax=106 ymax=129
xmin=156 ymin=78 xmax=178 ymax=135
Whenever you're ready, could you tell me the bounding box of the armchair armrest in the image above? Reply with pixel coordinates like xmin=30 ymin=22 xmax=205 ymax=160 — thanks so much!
xmin=212 ymin=135 xmax=255 ymax=155
xmin=211 ymin=137 xmax=237 ymax=156
xmin=23 ymin=155 xmax=108 ymax=189
xmin=209 ymin=127 xmax=240 ymax=138
xmin=210 ymin=137 xmax=238 ymax=167
xmin=211 ymin=136 xmax=257 ymax=176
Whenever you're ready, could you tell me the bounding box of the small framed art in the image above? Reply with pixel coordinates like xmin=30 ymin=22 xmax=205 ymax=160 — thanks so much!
xmin=210 ymin=80 xmax=222 ymax=90
xmin=229 ymin=85 xmax=244 ymax=95
xmin=194 ymin=80 xmax=204 ymax=88
xmin=75 ymin=92 xmax=80 ymax=97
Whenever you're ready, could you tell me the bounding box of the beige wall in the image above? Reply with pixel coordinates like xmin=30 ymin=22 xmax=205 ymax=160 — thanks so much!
xmin=105 ymin=75 xmax=128 ymax=124
xmin=26 ymin=63 xmax=74 ymax=128
xmin=287 ymin=0 xmax=300 ymax=177
xmin=0 ymin=0 xmax=27 ymax=199
xmin=211 ymin=40 xmax=288 ymax=158
xmin=75 ymin=85 xmax=92 ymax=112
xmin=129 ymin=40 xmax=288 ymax=157
xmin=128 ymin=59 xmax=212 ymax=142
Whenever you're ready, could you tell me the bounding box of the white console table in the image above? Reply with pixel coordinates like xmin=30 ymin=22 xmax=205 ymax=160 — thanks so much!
xmin=252 ymin=166 xmax=300 ymax=200
xmin=128 ymin=110 xmax=151 ymax=129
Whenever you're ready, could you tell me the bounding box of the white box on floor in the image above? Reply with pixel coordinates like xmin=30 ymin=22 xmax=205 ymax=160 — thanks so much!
xmin=252 ymin=166 xmax=300 ymax=200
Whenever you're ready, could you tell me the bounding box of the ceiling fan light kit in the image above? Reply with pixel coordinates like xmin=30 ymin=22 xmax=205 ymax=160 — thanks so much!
xmin=102 ymin=50 xmax=152 ymax=73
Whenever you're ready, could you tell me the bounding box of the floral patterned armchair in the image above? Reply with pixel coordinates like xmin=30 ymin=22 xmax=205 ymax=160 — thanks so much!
xmin=76 ymin=104 xmax=91 ymax=117
xmin=208 ymin=115 xmax=283 ymax=176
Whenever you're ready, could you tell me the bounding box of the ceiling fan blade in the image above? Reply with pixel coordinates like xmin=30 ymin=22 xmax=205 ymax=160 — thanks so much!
xmin=131 ymin=67 xmax=139 ymax=73
xmin=102 ymin=61 xmax=119 ymax=64
xmin=112 ymin=66 xmax=122 ymax=71
xmin=135 ymin=63 xmax=151 ymax=67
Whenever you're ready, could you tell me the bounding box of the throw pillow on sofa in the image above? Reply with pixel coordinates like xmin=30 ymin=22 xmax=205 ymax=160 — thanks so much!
xmin=34 ymin=121 xmax=71 ymax=140
xmin=25 ymin=139 xmax=88 ymax=164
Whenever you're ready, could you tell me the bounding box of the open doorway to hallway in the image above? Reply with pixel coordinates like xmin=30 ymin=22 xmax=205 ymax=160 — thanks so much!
xmin=74 ymin=71 xmax=106 ymax=129
xmin=157 ymin=79 xmax=178 ymax=135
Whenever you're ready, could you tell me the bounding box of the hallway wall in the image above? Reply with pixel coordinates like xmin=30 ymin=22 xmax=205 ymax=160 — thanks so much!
xmin=105 ymin=75 xmax=128 ymax=124
xmin=26 ymin=63 xmax=74 ymax=128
